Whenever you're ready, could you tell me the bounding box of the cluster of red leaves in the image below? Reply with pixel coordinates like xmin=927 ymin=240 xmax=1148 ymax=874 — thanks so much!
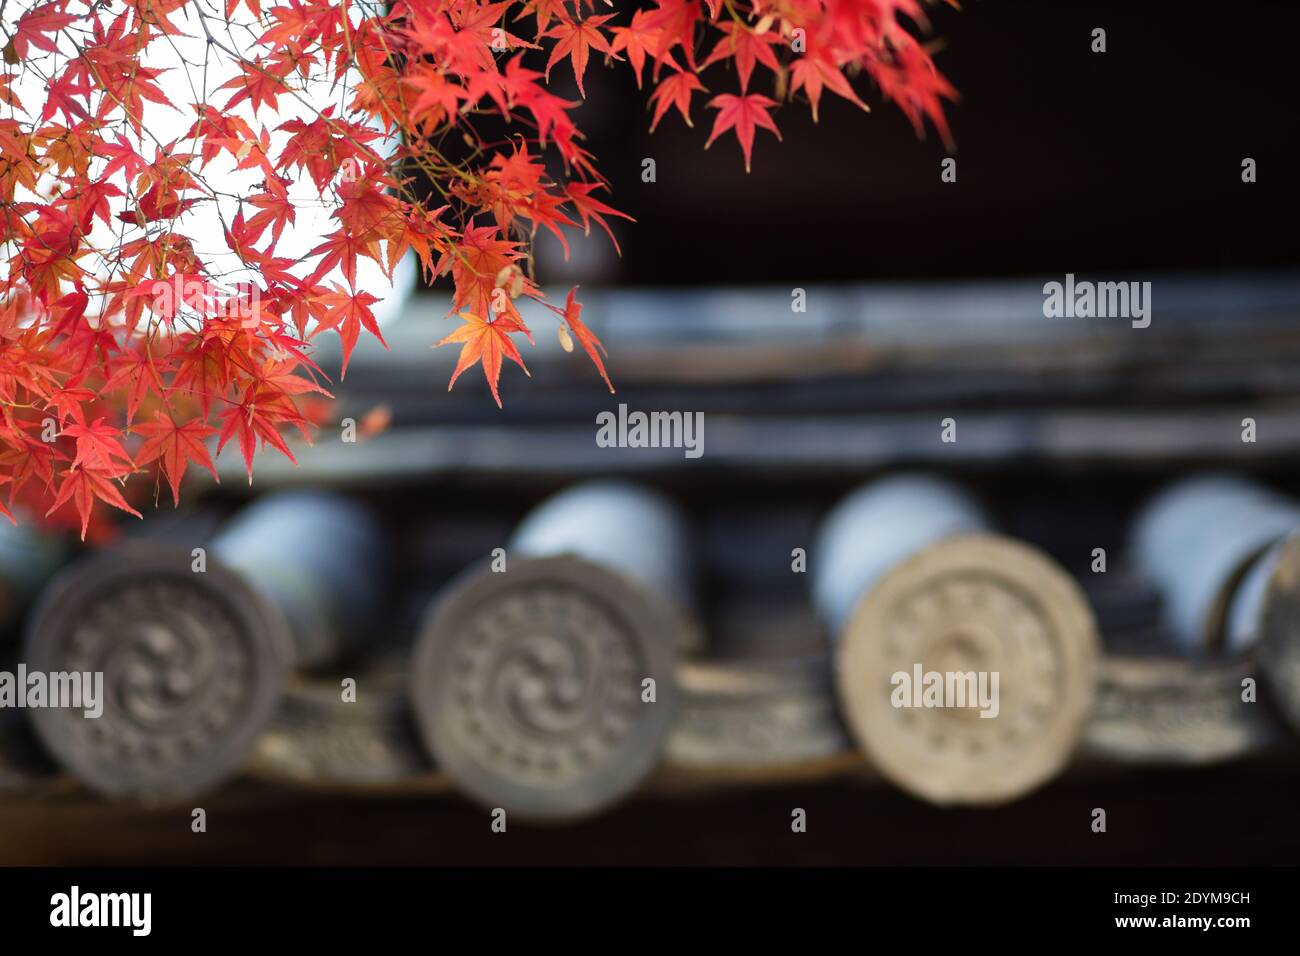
xmin=0 ymin=0 xmax=955 ymax=537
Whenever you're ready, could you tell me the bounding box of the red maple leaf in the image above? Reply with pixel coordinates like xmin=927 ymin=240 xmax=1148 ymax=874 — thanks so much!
xmin=791 ymin=50 xmax=870 ymax=122
xmin=219 ymin=60 xmax=291 ymax=114
xmin=10 ymin=3 xmax=79 ymax=60
xmin=643 ymin=0 xmax=702 ymax=71
xmin=544 ymin=15 xmax=619 ymax=98
xmin=702 ymin=22 xmax=781 ymax=93
xmin=242 ymin=180 xmax=297 ymax=248
xmin=610 ymin=10 xmax=679 ymax=89
xmin=305 ymin=228 xmax=384 ymax=288
xmin=310 ymin=285 xmax=388 ymax=376
xmin=135 ymin=413 xmax=220 ymax=506
xmin=649 ymin=69 xmax=705 ymax=131
xmin=705 ymin=92 xmax=782 ymax=172
xmin=548 ymin=286 xmax=612 ymax=393
xmin=62 ymin=415 xmax=134 ymax=474
xmin=46 ymin=464 xmax=142 ymax=540
xmin=565 ymin=181 xmax=634 ymax=255
xmin=216 ymin=380 xmax=309 ymax=482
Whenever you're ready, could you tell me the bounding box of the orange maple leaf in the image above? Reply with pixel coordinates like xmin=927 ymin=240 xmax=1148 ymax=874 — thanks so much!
xmin=436 ymin=311 xmax=533 ymax=408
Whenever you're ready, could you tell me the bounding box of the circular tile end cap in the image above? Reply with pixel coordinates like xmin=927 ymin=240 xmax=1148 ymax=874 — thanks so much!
xmin=411 ymin=555 xmax=678 ymax=823
xmin=23 ymin=542 xmax=290 ymax=802
xmin=834 ymin=533 xmax=1099 ymax=806
xmin=1256 ymin=531 xmax=1300 ymax=732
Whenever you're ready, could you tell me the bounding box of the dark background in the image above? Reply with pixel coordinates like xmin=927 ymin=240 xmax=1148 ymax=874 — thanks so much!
xmin=503 ymin=0 xmax=1300 ymax=286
